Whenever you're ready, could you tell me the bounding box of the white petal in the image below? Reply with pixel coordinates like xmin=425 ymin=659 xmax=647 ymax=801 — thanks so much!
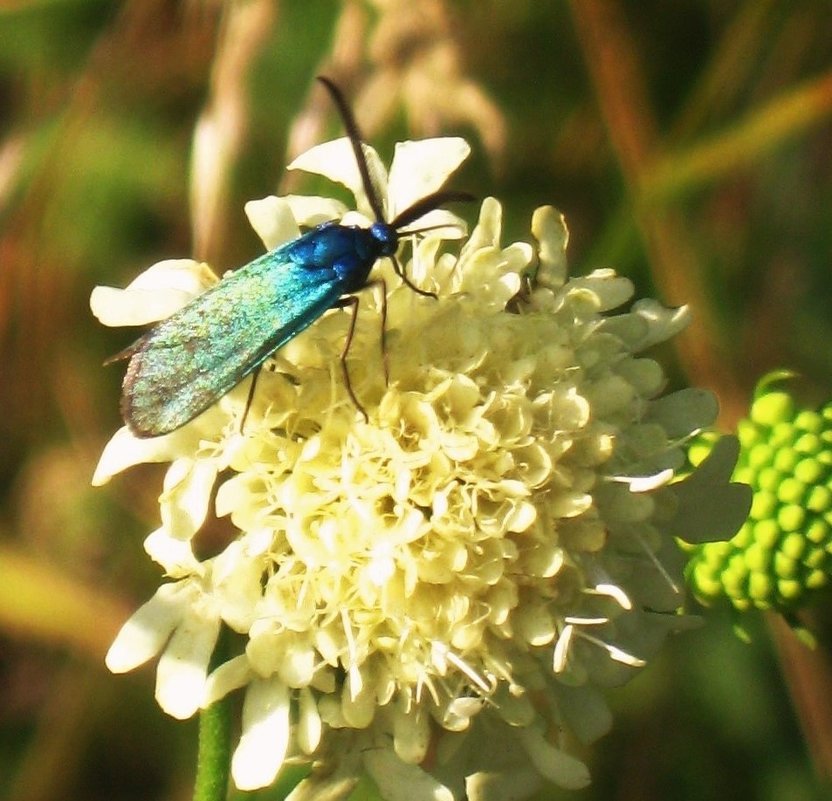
xmin=363 ymin=747 xmax=455 ymax=801
xmin=93 ymin=427 xmax=162 ymax=485
xmin=214 ymin=473 xmax=253 ymax=519
xmin=156 ymin=603 xmax=220 ymax=719
xmin=339 ymin=209 xmax=372 ymax=227
xmin=288 ymin=138 xmax=387 ymax=220
xmin=517 ymin=726 xmax=590 ymax=790
xmin=567 ymin=269 xmax=634 ymax=312
xmin=244 ymin=196 xmax=300 ymax=250
xmin=210 ymin=541 xmax=266 ymax=631
xmin=341 ymin=674 xmax=375 ymax=728
xmin=231 ymin=677 xmax=291 ymax=791
xmin=530 ymin=205 xmax=569 ymax=290
xmin=467 ymin=769 xmax=542 ymax=801
xmin=296 ymin=687 xmax=322 ymax=754
xmin=159 ymin=457 xmax=219 ymax=540
xmin=631 ymin=298 xmax=691 ymax=349
xmin=277 ymin=639 xmax=316 ymax=687
xmin=91 ymin=259 xmax=216 ymax=326
xmin=144 ymin=528 xmax=201 ymax=576
xmin=283 ymin=748 xmax=361 ymax=801
xmin=105 ymin=582 xmax=191 ymax=673
xmin=386 ymin=138 xmax=470 ymax=219
xmin=399 ymin=209 xmax=468 ymax=239
xmin=91 ymin=426 xmax=193 ymax=485
xmin=392 ymin=704 xmax=430 ymax=764
xmin=203 ymin=654 xmax=253 ymax=707
xmin=468 ymin=196 xmax=503 ymax=247
xmin=285 ymin=194 xmax=349 ymax=227
xmin=442 ymin=697 xmax=485 ymax=731
xmin=126 ymin=259 xmax=216 ymax=293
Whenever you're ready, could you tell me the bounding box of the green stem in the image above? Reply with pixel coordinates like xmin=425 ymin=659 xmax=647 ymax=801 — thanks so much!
xmin=193 ymin=628 xmax=233 ymax=801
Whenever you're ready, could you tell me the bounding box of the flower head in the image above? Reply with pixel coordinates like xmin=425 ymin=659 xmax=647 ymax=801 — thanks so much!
xmin=687 ymin=374 xmax=832 ymax=618
xmin=94 ymin=136 xmax=749 ymax=799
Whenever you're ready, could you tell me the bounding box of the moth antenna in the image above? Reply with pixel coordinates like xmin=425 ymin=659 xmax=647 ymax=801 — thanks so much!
xmin=390 ymin=190 xmax=475 ymax=231
xmin=317 ymin=76 xmax=386 ymax=223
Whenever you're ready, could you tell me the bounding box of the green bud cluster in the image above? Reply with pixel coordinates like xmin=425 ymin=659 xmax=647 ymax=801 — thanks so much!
xmin=686 ymin=384 xmax=832 ymax=612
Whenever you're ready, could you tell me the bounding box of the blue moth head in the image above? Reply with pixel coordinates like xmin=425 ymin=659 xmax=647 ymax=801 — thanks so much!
xmin=369 ymin=222 xmax=399 ymax=257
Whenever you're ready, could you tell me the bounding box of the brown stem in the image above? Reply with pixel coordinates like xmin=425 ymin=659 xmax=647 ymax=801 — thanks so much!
xmin=568 ymin=0 xmax=745 ymax=424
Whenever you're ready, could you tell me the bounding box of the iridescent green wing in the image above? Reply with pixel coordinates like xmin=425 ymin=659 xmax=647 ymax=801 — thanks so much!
xmin=120 ymin=244 xmax=343 ymax=437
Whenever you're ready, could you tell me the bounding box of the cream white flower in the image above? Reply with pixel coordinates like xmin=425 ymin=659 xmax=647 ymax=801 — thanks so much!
xmin=95 ymin=136 xmax=749 ymax=798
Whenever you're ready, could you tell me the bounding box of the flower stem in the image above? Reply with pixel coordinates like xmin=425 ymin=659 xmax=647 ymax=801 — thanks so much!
xmin=193 ymin=628 xmax=233 ymax=801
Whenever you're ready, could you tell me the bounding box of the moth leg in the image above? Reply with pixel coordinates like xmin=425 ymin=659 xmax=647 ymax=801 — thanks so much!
xmin=374 ymin=278 xmax=389 ymax=386
xmin=391 ymin=254 xmax=437 ymax=299
xmin=239 ymin=366 xmax=262 ymax=433
xmin=335 ymin=278 xmax=391 ymax=421
xmin=334 ymin=295 xmax=368 ymax=422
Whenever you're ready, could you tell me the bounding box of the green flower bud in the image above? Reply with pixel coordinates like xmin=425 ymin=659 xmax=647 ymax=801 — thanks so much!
xmin=686 ymin=375 xmax=832 ymax=613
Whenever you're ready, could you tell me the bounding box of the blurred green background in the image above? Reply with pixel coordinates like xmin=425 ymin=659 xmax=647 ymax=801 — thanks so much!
xmin=2 ymin=1 xmax=832 ymax=799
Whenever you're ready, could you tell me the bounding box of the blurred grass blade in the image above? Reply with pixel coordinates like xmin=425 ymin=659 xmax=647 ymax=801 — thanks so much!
xmin=0 ymin=544 xmax=131 ymax=660
xmin=645 ymin=69 xmax=832 ymax=203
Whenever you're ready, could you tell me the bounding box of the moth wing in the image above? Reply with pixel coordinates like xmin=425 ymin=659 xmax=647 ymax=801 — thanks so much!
xmin=121 ymin=248 xmax=343 ymax=437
